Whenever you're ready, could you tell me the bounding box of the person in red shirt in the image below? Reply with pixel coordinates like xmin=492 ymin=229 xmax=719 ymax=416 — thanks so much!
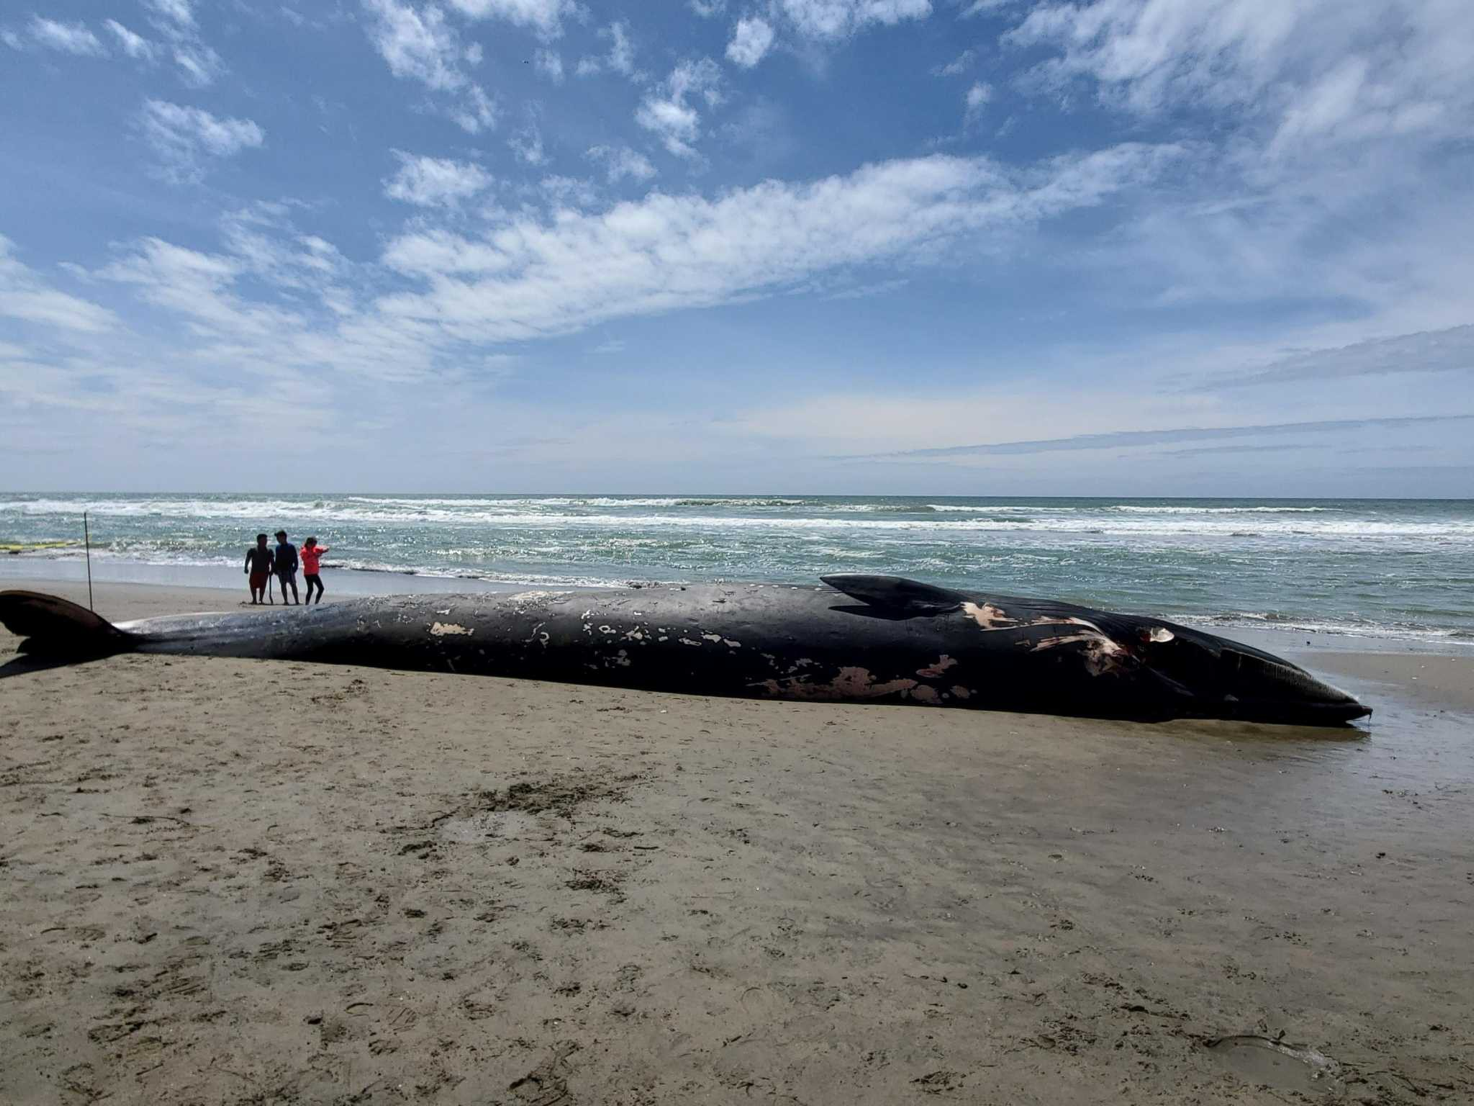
xmin=301 ymin=536 xmax=329 ymax=604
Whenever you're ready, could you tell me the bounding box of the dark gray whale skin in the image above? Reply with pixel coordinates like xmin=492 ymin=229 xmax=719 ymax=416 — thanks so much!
xmin=0 ymin=575 xmax=1369 ymax=725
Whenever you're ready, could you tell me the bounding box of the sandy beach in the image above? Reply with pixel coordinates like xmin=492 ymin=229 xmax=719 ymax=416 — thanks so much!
xmin=2 ymin=579 xmax=1471 ymax=1105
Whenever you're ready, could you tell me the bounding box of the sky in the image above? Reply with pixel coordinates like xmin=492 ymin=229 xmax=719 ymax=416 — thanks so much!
xmin=1 ymin=0 xmax=1472 ymax=496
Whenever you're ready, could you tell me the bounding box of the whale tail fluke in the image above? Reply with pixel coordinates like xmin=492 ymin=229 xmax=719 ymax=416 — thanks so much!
xmin=0 ymin=591 xmax=137 ymax=659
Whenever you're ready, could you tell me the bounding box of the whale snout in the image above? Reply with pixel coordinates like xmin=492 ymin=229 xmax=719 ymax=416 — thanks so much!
xmin=1216 ymin=645 xmax=1370 ymax=724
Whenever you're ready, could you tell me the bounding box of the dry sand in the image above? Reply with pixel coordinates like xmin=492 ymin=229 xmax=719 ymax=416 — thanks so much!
xmin=2 ymin=580 xmax=1471 ymax=1105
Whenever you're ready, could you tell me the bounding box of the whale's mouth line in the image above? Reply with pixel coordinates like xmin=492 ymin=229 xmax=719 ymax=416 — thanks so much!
xmin=1218 ymin=698 xmax=1373 ymax=724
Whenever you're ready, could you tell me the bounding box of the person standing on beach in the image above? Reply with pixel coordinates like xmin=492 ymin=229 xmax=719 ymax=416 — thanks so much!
xmin=301 ymin=536 xmax=329 ymax=604
xmin=274 ymin=530 xmax=300 ymax=605
xmin=244 ymin=534 xmax=273 ymax=605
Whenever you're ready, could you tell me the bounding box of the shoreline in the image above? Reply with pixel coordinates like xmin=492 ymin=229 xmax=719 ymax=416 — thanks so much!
xmin=0 ymin=556 xmax=538 ymax=598
xmin=3 ymin=579 xmax=1471 ymax=1103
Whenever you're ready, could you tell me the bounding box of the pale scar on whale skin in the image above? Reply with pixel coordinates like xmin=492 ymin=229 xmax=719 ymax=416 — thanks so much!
xmin=752 ymin=666 xmax=922 ymax=702
xmin=961 ymin=600 xmax=1136 ymax=677
xmin=430 ymin=622 xmax=474 ymax=636
xmin=917 ymin=655 xmax=956 ymax=678
xmin=1028 ymin=630 xmax=1129 ymax=676
xmin=963 ymin=601 xmax=1103 ymax=636
xmin=961 ymin=602 xmax=1017 ymax=630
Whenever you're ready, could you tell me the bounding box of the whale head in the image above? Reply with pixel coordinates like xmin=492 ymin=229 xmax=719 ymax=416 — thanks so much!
xmin=820 ymin=574 xmax=1370 ymax=725
xmin=1138 ymin=625 xmax=1370 ymax=724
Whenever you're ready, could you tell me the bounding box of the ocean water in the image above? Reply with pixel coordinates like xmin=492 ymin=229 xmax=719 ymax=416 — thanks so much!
xmin=2 ymin=493 xmax=1471 ymax=647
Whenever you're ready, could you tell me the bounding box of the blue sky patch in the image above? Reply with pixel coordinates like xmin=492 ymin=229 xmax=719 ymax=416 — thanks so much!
xmin=2 ymin=0 xmax=1472 ymax=494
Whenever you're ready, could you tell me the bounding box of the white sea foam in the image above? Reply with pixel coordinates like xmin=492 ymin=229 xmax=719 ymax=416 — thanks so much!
xmin=928 ymin=504 xmax=1077 ymax=513
xmin=6 ymin=496 xmax=1472 ymax=541
xmin=1181 ymin=612 xmax=1474 ymax=647
xmin=1110 ymin=505 xmax=1337 ymax=514
xmin=335 ymin=560 xmax=630 ymax=588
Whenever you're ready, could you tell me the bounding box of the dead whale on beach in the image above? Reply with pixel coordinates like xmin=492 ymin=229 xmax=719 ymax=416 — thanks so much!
xmin=0 ymin=575 xmax=1369 ymax=725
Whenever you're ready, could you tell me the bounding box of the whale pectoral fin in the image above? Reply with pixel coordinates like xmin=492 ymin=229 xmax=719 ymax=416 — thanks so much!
xmin=0 ymin=591 xmax=136 ymax=659
xmin=820 ymin=575 xmax=967 ymax=617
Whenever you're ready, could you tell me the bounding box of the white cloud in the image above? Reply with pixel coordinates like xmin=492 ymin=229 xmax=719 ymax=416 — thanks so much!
xmin=869 ymin=412 xmax=1474 ymax=462
xmin=575 ymin=20 xmax=638 ymax=79
xmin=213 ymin=204 xmax=358 ymax=320
xmin=444 ymin=0 xmax=580 ymax=38
xmin=105 ymin=20 xmax=158 ymax=61
xmin=1007 ymin=0 xmax=1474 ymax=154
xmin=636 ymin=99 xmax=700 ymax=158
xmin=2 ymin=207 xmax=514 ymax=467
xmin=381 ymin=230 xmax=511 ymax=277
xmin=1219 ymin=324 xmax=1474 ymax=388
xmin=13 ymin=142 xmax=1333 ymax=486
xmin=991 ymin=0 xmax=1474 ymax=332
xmin=726 ymin=16 xmax=775 ymax=67
xmin=0 ymin=236 xmax=118 ymax=333
xmin=448 ymin=84 xmax=499 ymax=133
xmin=534 ymin=47 xmax=563 ymax=82
xmin=145 ymin=0 xmax=197 ymax=29
xmin=636 ymin=58 xmax=722 ymax=158
xmin=508 ymin=124 xmax=548 ymax=166
xmin=173 ymin=42 xmax=224 ymax=86
xmin=384 ymin=151 xmax=493 ymax=206
xmin=933 ymin=48 xmax=974 ymax=76
xmin=138 ymin=0 xmax=230 ymax=86
xmin=586 ymin=145 xmax=658 ymax=183
xmin=27 ymin=17 xmax=106 ymax=56
xmin=361 ymin=0 xmax=498 ymax=132
xmin=223 ymin=205 xmax=345 ymax=273
xmin=112 ymin=237 xmax=283 ymax=341
xmin=964 ymin=80 xmax=991 ymax=121
xmin=690 ymin=0 xmax=726 ymax=16
xmin=776 ymin=0 xmax=931 ymax=39
xmin=362 ymin=0 xmax=471 ymax=91
xmin=713 ymin=1 xmax=929 ymax=67
xmin=604 ymin=20 xmax=636 ymax=75
xmin=94 ymin=231 xmax=443 ymax=385
xmin=138 ymin=99 xmax=265 ymax=184
xmin=959 ymin=0 xmax=1012 ymax=16
xmin=374 ymin=143 xmax=1177 ymax=342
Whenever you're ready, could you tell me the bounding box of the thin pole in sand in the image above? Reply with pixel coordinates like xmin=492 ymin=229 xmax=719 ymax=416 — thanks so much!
xmin=83 ymin=510 xmax=94 ymax=612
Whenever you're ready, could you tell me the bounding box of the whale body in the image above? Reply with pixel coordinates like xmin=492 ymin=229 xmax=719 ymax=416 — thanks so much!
xmin=0 ymin=575 xmax=1369 ymax=725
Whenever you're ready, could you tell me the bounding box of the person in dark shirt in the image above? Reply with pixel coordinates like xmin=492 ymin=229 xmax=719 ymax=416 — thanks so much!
xmin=274 ymin=530 xmax=300 ymax=606
xmin=244 ymin=534 xmax=273 ymax=605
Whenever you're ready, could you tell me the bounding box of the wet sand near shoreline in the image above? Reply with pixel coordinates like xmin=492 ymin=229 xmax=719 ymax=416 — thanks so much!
xmin=1308 ymin=651 xmax=1474 ymax=714
xmin=2 ymin=580 xmax=1471 ymax=1104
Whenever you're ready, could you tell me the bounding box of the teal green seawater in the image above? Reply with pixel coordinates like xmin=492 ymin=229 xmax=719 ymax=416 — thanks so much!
xmin=3 ymin=494 xmax=1471 ymax=646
